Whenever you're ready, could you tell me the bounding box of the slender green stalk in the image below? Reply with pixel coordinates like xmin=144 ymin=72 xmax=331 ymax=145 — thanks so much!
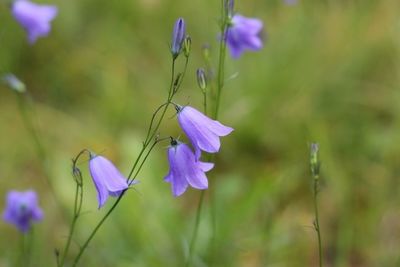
xmin=313 ymin=176 xmax=323 ymax=267
xmin=72 ymin=139 xmax=160 ymax=267
xmin=310 ymin=143 xmax=322 ymax=267
xmin=185 ymin=191 xmax=205 ymax=267
xmin=186 ymin=2 xmax=229 ymax=266
xmin=18 ymin=229 xmax=33 ymax=267
xmin=70 ymin=54 xmax=189 ymax=266
xmin=59 ymin=183 xmax=82 ymax=267
xmin=71 ymin=192 xmax=124 ymax=267
xmin=15 ymin=93 xmax=69 ymax=221
xmin=213 ymin=2 xmax=229 ymax=120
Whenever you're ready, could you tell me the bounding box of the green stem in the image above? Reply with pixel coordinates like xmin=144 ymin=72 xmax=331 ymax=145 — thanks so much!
xmin=187 ymin=2 xmax=229 ymax=266
xmin=71 ymin=192 xmax=124 ymax=267
xmin=59 ymin=184 xmax=81 ymax=267
xmin=185 ymin=191 xmax=205 ymax=267
xmin=70 ymin=54 xmax=189 ymax=266
xmin=15 ymin=94 xmax=69 ymax=221
xmin=313 ymin=176 xmax=323 ymax=267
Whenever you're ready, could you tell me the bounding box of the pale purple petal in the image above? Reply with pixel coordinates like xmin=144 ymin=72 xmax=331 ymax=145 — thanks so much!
xmin=89 ymin=155 xmax=129 ymax=208
xmin=2 ymin=190 xmax=43 ymax=233
xmin=164 ymin=142 xmax=212 ymax=196
xmin=198 ymin=162 xmax=214 ymax=172
xmin=12 ymin=0 xmax=58 ymax=44
xmin=177 ymin=106 xmax=233 ymax=157
xmin=225 ymin=14 xmax=263 ymax=58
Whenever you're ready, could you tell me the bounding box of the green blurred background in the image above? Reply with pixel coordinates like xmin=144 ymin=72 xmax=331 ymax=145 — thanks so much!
xmin=1 ymin=0 xmax=400 ymax=266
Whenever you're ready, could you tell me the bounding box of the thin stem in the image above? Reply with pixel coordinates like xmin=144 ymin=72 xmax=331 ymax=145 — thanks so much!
xmin=185 ymin=191 xmax=205 ymax=267
xmin=187 ymin=2 xmax=229 ymax=266
xmin=15 ymin=93 xmax=69 ymax=220
xmin=71 ymin=192 xmax=124 ymax=267
xmin=59 ymin=184 xmax=81 ymax=267
xmin=213 ymin=5 xmax=229 ymax=120
xmin=313 ymin=176 xmax=323 ymax=267
xmin=70 ymin=54 xmax=189 ymax=266
xmin=202 ymin=91 xmax=208 ymax=116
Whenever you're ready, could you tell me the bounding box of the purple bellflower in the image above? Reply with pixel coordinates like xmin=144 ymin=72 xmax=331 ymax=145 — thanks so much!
xmin=164 ymin=140 xmax=214 ymax=197
xmin=284 ymin=0 xmax=298 ymax=5
xmin=11 ymin=0 xmax=58 ymax=44
xmin=177 ymin=105 xmax=234 ymax=159
xmin=2 ymin=190 xmax=43 ymax=233
xmin=89 ymin=153 xmax=131 ymax=208
xmin=171 ymin=18 xmax=186 ymax=58
xmin=225 ymin=14 xmax=263 ymax=59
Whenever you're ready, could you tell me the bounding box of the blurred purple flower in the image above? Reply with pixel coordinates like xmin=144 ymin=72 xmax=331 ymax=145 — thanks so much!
xmin=89 ymin=154 xmax=131 ymax=208
xmin=11 ymin=0 xmax=58 ymax=44
xmin=284 ymin=0 xmax=298 ymax=5
xmin=2 ymin=190 xmax=43 ymax=233
xmin=164 ymin=140 xmax=214 ymax=197
xmin=225 ymin=14 xmax=263 ymax=58
xmin=177 ymin=105 xmax=233 ymax=159
xmin=171 ymin=18 xmax=186 ymax=58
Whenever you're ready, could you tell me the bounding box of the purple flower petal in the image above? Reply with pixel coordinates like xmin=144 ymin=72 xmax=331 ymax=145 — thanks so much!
xmin=89 ymin=154 xmax=129 ymax=208
xmin=2 ymin=190 xmax=43 ymax=233
xmin=177 ymin=106 xmax=233 ymax=158
xmin=12 ymin=0 xmax=58 ymax=44
xmin=164 ymin=142 xmax=213 ymax=197
xmin=225 ymin=14 xmax=264 ymax=58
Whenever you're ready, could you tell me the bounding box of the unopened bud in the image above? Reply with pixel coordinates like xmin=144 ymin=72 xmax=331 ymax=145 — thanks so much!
xmin=171 ymin=18 xmax=186 ymax=58
xmin=196 ymin=68 xmax=207 ymax=91
xmin=183 ymin=35 xmax=191 ymax=58
xmin=202 ymin=44 xmax=211 ymax=60
xmin=2 ymin=74 xmax=26 ymax=93
xmin=310 ymin=143 xmax=320 ymax=178
xmin=72 ymin=164 xmax=83 ymax=186
xmin=224 ymin=0 xmax=234 ymax=18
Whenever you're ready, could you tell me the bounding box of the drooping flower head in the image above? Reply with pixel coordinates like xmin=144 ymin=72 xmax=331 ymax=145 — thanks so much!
xmin=164 ymin=139 xmax=214 ymax=197
xmin=11 ymin=0 xmax=58 ymax=44
xmin=2 ymin=190 xmax=43 ymax=233
xmin=171 ymin=18 xmax=186 ymax=58
xmin=176 ymin=105 xmax=234 ymax=159
xmin=89 ymin=153 xmax=131 ymax=208
xmin=225 ymin=14 xmax=263 ymax=59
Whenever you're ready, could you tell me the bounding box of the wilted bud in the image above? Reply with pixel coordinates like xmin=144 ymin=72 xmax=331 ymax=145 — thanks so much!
xmin=224 ymin=0 xmax=234 ymax=18
xmin=2 ymin=74 xmax=26 ymax=93
xmin=183 ymin=35 xmax=191 ymax=58
xmin=196 ymin=68 xmax=207 ymax=91
xmin=171 ymin=18 xmax=186 ymax=58
xmin=310 ymin=143 xmax=320 ymax=178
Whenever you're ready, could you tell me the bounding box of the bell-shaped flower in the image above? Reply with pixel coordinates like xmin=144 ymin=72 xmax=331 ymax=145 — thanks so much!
xmin=164 ymin=140 xmax=214 ymax=197
xmin=177 ymin=105 xmax=234 ymax=159
xmin=225 ymin=14 xmax=263 ymax=58
xmin=11 ymin=0 xmax=58 ymax=44
xmin=89 ymin=153 xmax=131 ymax=208
xmin=2 ymin=190 xmax=43 ymax=233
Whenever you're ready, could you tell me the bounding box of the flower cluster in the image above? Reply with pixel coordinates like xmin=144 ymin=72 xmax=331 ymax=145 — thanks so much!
xmin=164 ymin=105 xmax=233 ymax=196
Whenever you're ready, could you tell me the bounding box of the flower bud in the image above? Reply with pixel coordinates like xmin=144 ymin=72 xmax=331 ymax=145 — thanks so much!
xmin=2 ymin=74 xmax=26 ymax=93
xmin=72 ymin=165 xmax=83 ymax=186
xmin=171 ymin=18 xmax=186 ymax=58
xmin=224 ymin=0 xmax=234 ymax=18
xmin=183 ymin=35 xmax=191 ymax=58
xmin=196 ymin=68 xmax=207 ymax=91
xmin=310 ymin=143 xmax=320 ymax=178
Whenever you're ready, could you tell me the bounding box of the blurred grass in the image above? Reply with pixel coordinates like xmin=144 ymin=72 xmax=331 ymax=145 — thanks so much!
xmin=1 ymin=0 xmax=400 ymax=266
